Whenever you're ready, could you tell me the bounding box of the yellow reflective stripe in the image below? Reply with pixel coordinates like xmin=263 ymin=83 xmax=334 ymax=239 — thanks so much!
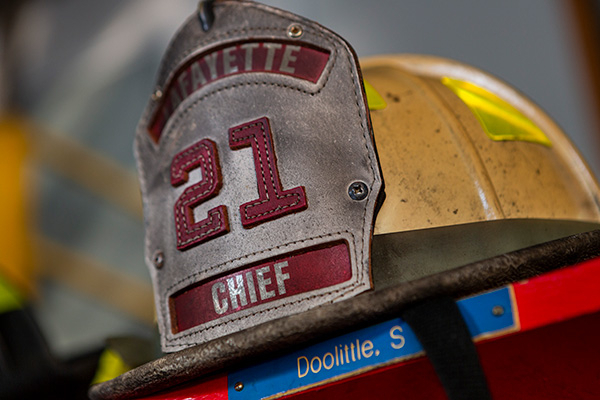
xmin=364 ymin=79 xmax=387 ymax=110
xmin=92 ymin=348 xmax=132 ymax=385
xmin=0 ymin=273 xmax=24 ymax=313
xmin=441 ymin=77 xmax=552 ymax=147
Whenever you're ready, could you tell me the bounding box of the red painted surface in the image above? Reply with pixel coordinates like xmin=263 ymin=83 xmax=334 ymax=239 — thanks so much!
xmin=140 ymin=374 xmax=228 ymax=400
xmin=148 ymin=41 xmax=330 ymax=142
xmin=283 ymin=312 xmax=600 ymax=400
xmin=170 ymin=139 xmax=229 ymax=250
xmin=229 ymin=117 xmax=307 ymax=228
xmin=171 ymin=241 xmax=352 ymax=332
xmin=513 ymin=257 xmax=600 ymax=330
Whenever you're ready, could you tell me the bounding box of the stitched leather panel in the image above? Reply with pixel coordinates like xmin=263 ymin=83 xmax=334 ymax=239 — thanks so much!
xmin=135 ymin=1 xmax=382 ymax=352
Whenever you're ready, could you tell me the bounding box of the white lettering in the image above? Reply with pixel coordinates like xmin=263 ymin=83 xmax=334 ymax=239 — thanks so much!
xmin=274 ymin=261 xmax=290 ymax=295
xmin=241 ymin=42 xmax=259 ymax=71
xmin=212 ymin=282 xmax=228 ymax=315
xmin=191 ymin=61 xmax=207 ymax=88
xmin=223 ymin=46 xmax=239 ymax=75
xmin=263 ymin=42 xmax=282 ymax=70
xmin=256 ymin=266 xmax=275 ymax=300
xmin=246 ymin=271 xmax=258 ymax=303
xmin=208 ymin=260 xmax=294 ymax=317
xmin=227 ymin=275 xmax=247 ymax=309
xmin=204 ymin=52 xmax=219 ymax=79
xmin=280 ymin=45 xmax=300 ymax=73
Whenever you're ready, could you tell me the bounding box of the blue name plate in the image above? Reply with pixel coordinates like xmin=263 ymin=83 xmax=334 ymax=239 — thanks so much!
xmin=228 ymin=287 xmax=515 ymax=399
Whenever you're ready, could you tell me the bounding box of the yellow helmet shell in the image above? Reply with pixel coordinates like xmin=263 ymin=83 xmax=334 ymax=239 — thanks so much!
xmin=362 ymin=55 xmax=600 ymax=236
xmin=363 ymin=55 xmax=600 ymax=286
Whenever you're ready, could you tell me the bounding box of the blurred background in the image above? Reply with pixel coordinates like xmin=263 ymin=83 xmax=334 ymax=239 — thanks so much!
xmin=0 ymin=0 xmax=599 ymax=384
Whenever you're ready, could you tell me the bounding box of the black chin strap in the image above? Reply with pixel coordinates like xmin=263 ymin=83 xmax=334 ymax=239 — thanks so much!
xmin=400 ymin=296 xmax=492 ymax=400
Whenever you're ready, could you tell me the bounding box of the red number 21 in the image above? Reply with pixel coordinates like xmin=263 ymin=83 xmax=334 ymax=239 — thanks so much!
xmin=171 ymin=117 xmax=307 ymax=250
xmin=171 ymin=139 xmax=229 ymax=251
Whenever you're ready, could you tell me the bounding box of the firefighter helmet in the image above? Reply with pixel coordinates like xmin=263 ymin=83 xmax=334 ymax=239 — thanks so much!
xmin=132 ymin=0 xmax=600 ymax=353
xmin=363 ymin=54 xmax=600 ymax=287
xmin=89 ymin=1 xmax=600 ymax=398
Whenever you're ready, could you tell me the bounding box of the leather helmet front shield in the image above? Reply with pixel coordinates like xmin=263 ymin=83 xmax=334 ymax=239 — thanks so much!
xmin=135 ymin=1 xmax=382 ymax=352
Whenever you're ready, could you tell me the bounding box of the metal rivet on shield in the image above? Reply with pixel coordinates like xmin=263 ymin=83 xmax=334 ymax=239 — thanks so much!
xmin=151 ymin=89 xmax=163 ymax=101
xmin=348 ymin=181 xmax=369 ymax=201
xmin=492 ymin=305 xmax=504 ymax=317
xmin=234 ymin=382 xmax=244 ymax=392
xmin=287 ymin=24 xmax=303 ymax=39
xmin=153 ymin=251 xmax=165 ymax=269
